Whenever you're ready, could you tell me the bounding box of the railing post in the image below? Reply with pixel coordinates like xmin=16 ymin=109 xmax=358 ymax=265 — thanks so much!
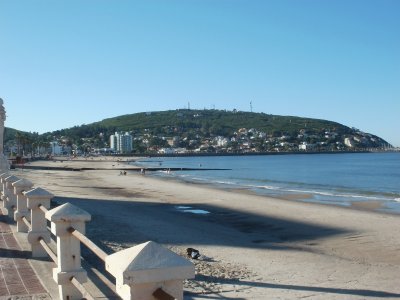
xmin=46 ymin=203 xmax=91 ymax=300
xmin=105 ymin=241 xmax=195 ymax=300
xmin=24 ymin=187 xmax=53 ymax=257
xmin=13 ymin=178 xmax=34 ymax=232
xmin=0 ymin=172 xmax=9 ymax=211
xmin=3 ymin=175 xmax=20 ymax=217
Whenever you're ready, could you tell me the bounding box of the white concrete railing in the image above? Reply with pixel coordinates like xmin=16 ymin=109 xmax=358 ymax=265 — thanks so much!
xmin=0 ymin=172 xmax=195 ymax=300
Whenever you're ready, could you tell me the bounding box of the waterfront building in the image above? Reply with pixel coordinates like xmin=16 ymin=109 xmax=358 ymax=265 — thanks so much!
xmin=50 ymin=141 xmax=63 ymax=156
xmin=299 ymin=142 xmax=316 ymax=151
xmin=110 ymin=132 xmax=133 ymax=154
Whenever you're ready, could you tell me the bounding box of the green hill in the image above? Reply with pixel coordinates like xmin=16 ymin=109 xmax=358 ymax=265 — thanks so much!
xmin=92 ymin=109 xmax=352 ymax=136
xmin=5 ymin=109 xmax=392 ymax=155
xmin=4 ymin=127 xmax=20 ymax=143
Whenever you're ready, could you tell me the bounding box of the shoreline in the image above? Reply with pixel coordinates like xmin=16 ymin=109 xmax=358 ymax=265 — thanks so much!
xmin=12 ymin=157 xmax=400 ymax=299
xmin=130 ymin=164 xmax=400 ymax=216
xmin=146 ymin=169 xmax=399 ymax=216
xmin=19 ymin=156 xmax=400 ymax=216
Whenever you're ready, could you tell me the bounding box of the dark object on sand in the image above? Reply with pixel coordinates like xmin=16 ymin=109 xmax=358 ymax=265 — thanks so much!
xmin=186 ymin=248 xmax=200 ymax=259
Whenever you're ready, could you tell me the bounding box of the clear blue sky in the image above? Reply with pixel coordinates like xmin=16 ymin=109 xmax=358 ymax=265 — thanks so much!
xmin=1 ymin=0 xmax=399 ymax=146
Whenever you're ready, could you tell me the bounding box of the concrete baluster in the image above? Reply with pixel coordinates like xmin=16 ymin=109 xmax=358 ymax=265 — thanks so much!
xmin=3 ymin=175 xmax=20 ymax=217
xmin=0 ymin=172 xmax=9 ymax=209
xmin=46 ymin=203 xmax=91 ymax=300
xmin=105 ymin=241 xmax=195 ymax=300
xmin=24 ymin=187 xmax=53 ymax=257
xmin=13 ymin=179 xmax=34 ymax=232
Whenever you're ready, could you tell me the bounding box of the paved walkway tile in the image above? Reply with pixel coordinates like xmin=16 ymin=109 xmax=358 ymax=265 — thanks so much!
xmin=0 ymin=212 xmax=49 ymax=298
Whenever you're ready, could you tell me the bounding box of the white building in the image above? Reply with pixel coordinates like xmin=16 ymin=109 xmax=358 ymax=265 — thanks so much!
xmin=214 ymin=136 xmax=229 ymax=147
xmin=158 ymin=147 xmax=187 ymax=154
xmin=50 ymin=141 xmax=63 ymax=156
xmin=158 ymin=148 xmax=175 ymax=155
xmin=110 ymin=132 xmax=133 ymax=154
xmin=299 ymin=142 xmax=316 ymax=151
xmin=344 ymin=137 xmax=355 ymax=148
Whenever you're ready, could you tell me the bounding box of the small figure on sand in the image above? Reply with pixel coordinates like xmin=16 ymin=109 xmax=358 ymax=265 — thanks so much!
xmin=140 ymin=168 xmax=145 ymax=175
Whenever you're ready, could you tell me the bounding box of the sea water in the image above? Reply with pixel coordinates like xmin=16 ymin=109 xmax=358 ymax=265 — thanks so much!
xmin=133 ymin=152 xmax=400 ymax=213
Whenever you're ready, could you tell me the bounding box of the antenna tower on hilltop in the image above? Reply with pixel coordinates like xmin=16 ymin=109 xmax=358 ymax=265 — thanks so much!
xmin=250 ymin=101 xmax=253 ymax=112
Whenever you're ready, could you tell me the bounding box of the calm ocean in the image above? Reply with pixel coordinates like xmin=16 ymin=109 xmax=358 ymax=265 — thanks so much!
xmin=133 ymin=152 xmax=400 ymax=213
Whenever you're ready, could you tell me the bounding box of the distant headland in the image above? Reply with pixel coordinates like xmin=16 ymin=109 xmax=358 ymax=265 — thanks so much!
xmin=4 ymin=109 xmax=393 ymax=157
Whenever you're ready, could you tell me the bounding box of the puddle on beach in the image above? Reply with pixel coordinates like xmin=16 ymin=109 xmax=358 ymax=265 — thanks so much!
xmin=175 ymin=206 xmax=210 ymax=215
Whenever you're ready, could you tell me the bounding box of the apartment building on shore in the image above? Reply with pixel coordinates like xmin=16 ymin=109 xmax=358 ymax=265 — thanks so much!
xmin=110 ymin=132 xmax=133 ymax=154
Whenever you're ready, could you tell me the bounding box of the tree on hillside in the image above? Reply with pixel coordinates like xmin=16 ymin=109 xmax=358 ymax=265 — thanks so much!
xmin=148 ymin=137 xmax=169 ymax=149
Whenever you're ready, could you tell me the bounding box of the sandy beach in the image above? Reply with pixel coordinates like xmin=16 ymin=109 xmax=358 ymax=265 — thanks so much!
xmin=12 ymin=157 xmax=400 ymax=299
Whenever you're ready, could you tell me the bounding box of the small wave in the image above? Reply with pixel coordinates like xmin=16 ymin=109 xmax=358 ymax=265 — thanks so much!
xmin=215 ymin=180 xmax=237 ymax=185
xmin=255 ymin=186 xmax=395 ymax=202
xmin=255 ymin=185 xmax=282 ymax=191
xmin=289 ymin=189 xmax=390 ymax=201
xmin=209 ymin=182 xmax=397 ymax=202
xmin=182 ymin=209 xmax=210 ymax=215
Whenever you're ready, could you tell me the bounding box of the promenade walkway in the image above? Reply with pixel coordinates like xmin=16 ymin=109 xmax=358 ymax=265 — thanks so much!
xmin=0 ymin=211 xmax=50 ymax=299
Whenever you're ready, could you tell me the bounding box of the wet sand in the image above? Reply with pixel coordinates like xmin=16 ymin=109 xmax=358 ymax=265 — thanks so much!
xmin=13 ymin=157 xmax=400 ymax=299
